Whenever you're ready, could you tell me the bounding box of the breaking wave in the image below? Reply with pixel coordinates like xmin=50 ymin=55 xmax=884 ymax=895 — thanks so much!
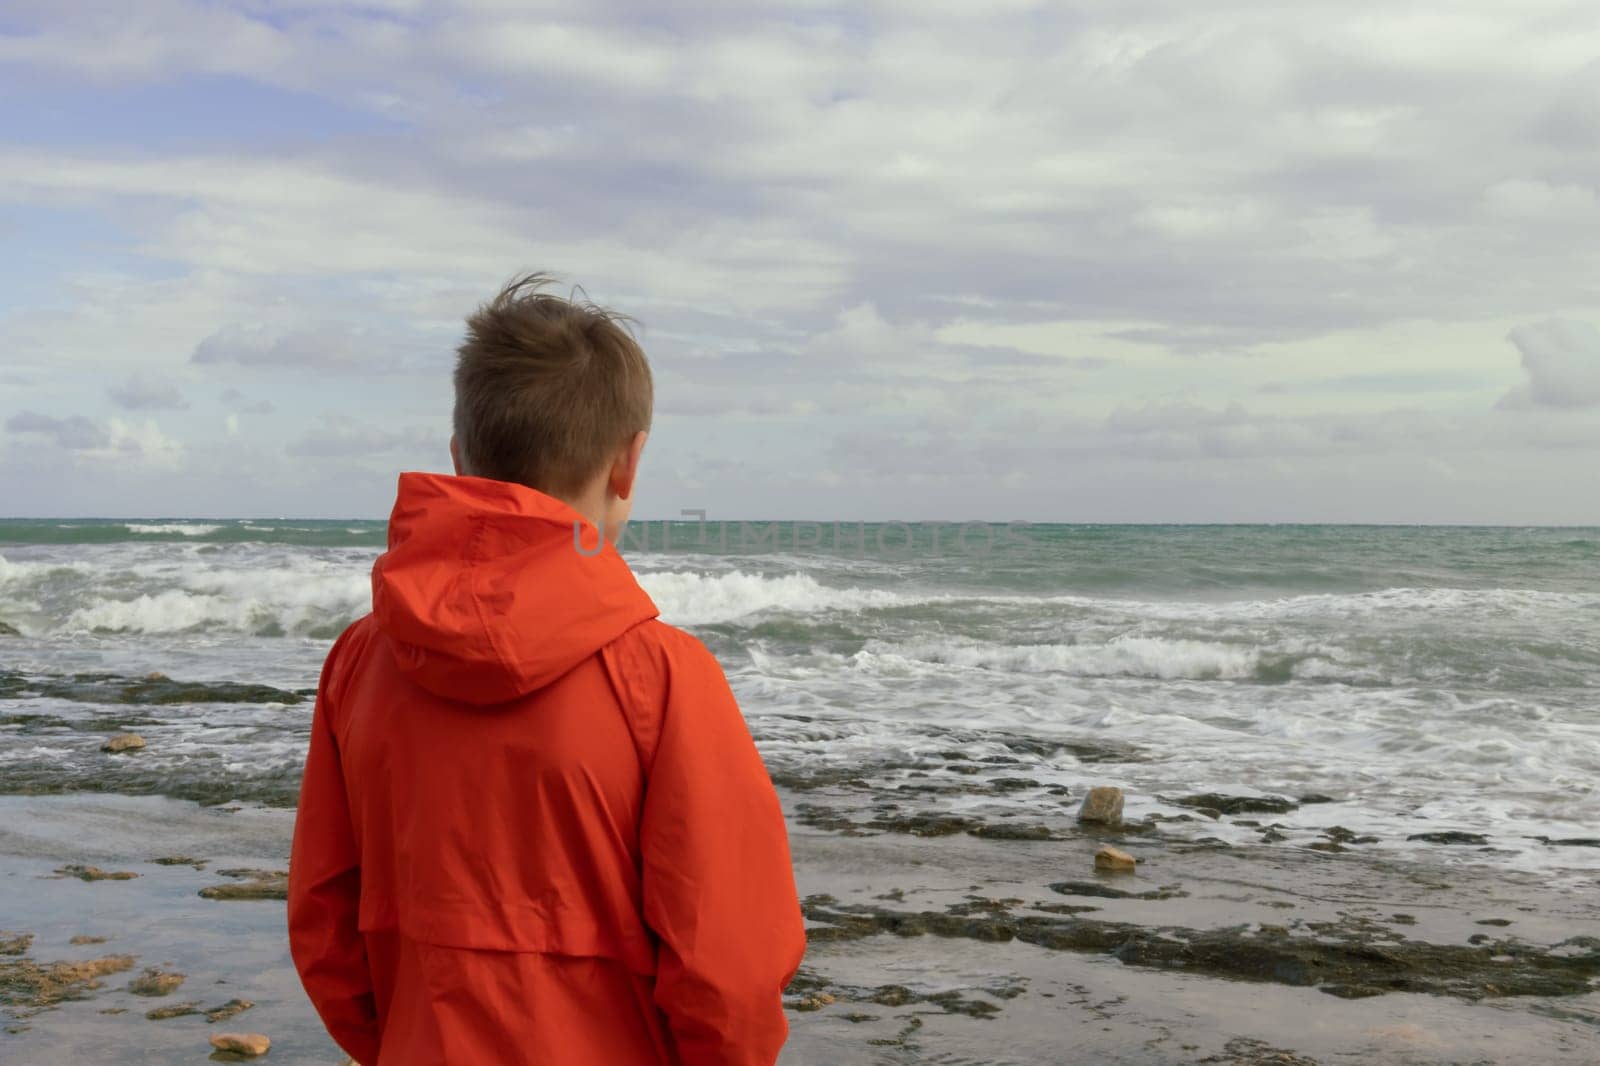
xmin=639 ymin=570 xmax=912 ymax=626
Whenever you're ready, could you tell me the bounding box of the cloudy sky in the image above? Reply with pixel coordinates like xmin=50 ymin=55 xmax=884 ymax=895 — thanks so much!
xmin=3 ymin=1 xmax=1599 ymax=522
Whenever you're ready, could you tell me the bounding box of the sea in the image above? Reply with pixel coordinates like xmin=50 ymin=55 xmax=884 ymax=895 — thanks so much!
xmin=2 ymin=518 xmax=1597 ymax=877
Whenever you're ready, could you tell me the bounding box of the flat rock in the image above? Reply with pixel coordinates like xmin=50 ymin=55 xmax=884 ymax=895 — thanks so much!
xmin=129 ymin=967 xmax=185 ymax=996
xmin=0 ymin=954 xmax=136 ymax=1009
xmin=146 ymin=1002 xmax=202 ymax=1021
xmin=205 ymin=998 xmax=254 ymax=1023
xmin=54 ymin=865 xmax=137 ymax=882
xmin=209 ymin=1032 xmax=271 ymax=1057
xmin=1077 ymin=786 xmax=1125 ymax=826
xmin=1407 ymin=831 xmax=1489 ymax=846
xmin=150 ymin=855 xmax=208 ymax=869
xmin=1175 ymin=793 xmax=1297 ymax=815
xmin=1094 ymin=845 xmax=1138 ymax=872
xmin=198 ymin=870 xmax=288 ymax=901
xmin=101 ymin=733 xmax=146 ymax=754
xmin=0 ymin=932 xmax=32 ymax=956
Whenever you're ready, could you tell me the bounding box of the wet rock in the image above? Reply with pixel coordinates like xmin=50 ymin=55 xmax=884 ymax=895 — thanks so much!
xmin=129 ymin=967 xmax=185 ymax=996
xmin=1407 ymin=831 xmax=1489 ymax=846
xmin=801 ymin=897 xmax=1600 ymax=1001
xmin=101 ymin=733 xmax=146 ymax=754
xmin=1313 ymin=828 xmax=1375 ymax=849
xmin=51 ymin=672 xmax=304 ymax=707
xmin=1198 ymin=1037 xmax=1319 ymax=1065
xmin=54 ymin=865 xmax=137 ymax=882
xmin=947 ymin=896 xmax=1024 ymax=917
xmin=1476 ymin=918 xmax=1513 ymax=927
xmin=1047 ymin=880 xmax=1186 ymax=902
xmin=1308 ymin=841 xmax=1346 ymax=854
xmin=1033 ymin=902 xmax=1101 ymax=915
xmin=209 ymin=1032 xmax=271 ymax=1057
xmin=788 ymin=992 xmax=836 ymax=1011
xmin=989 ymin=777 xmax=1041 ymax=792
xmin=151 ymin=855 xmax=208 ymax=869
xmin=1077 ymin=785 xmax=1125 ymax=826
xmin=1536 ymin=836 xmax=1600 ymax=848
xmin=969 ymin=822 xmax=1053 ymax=841
xmin=205 ymin=998 xmax=254 ymax=1023
xmin=1094 ymin=845 xmax=1137 ymax=872
xmin=1299 ymin=793 xmax=1337 ymax=805
xmin=0 ymin=933 xmax=32 ymax=956
xmin=1192 ymin=807 xmax=1223 ymax=820
xmin=0 ymin=954 xmax=136 ymax=1011
xmin=1258 ymin=828 xmax=1288 ymax=843
xmin=69 ymin=935 xmax=108 ymax=945
xmin=0 ymin=621 xmax=20 ymax=637
xmin=199 ymin=869 xmax=288 ymax=901
xmin=146 ymin=1002 xmax=202 ymax=1020
xmin=1175 ymin=793 xmax=1297 ymax=815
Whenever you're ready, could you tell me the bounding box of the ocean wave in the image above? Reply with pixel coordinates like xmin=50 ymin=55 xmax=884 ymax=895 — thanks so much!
xmin=855 ymin=637 xmax=1269 ymax=681
xmin=125 ymin=523 xmax=225 ymax=537
xmin=1077 ymin=586 xmax=1600 ymax=623
xmin=844 ymin=635 xmax=1383 ymax=683
xmin=639 ymin=570 xmax=911 ymax=625
xmin=59 ymin=561 xmax=371 ymax=635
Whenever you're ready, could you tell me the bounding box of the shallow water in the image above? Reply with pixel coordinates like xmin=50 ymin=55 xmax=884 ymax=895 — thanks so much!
xmin=3 ymin=794 xmax=1597 ymax=1065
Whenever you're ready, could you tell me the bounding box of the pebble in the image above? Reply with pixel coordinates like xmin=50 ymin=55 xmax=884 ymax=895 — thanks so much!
xmin=1094 ymin=845 xmax=1138 ymax=872
xmin=209 ymin=1033 xmax=271 ymax=1057
xmin=1077 ymin=786 xmax=1125 ymax=826
xmin=101 ymin=733 xmax=146 ymax=754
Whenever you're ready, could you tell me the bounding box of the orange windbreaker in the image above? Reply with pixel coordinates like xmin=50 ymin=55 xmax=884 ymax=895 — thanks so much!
xmin=288 ymin=472 xmax=806 ymax=1065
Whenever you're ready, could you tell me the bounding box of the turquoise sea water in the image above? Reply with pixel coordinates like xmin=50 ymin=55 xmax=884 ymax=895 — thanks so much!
xmin=1 ymin=519 xmax=1597 ymax=872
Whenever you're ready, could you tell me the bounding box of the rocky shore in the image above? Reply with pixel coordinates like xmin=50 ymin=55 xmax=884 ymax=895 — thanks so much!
xmin=1 ymin=786 xmax=1596 ymax=1064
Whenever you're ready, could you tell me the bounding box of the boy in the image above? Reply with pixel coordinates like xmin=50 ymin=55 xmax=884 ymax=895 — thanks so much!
xmin=288 ymin=275 xmax=806 ymax=1065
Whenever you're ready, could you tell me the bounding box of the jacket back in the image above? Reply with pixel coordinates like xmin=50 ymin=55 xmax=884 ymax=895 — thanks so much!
xmin=288 ymin=472 xmax=806 ymax=1066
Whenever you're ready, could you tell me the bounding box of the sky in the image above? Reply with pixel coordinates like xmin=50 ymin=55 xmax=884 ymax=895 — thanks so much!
xmin=3 ymin=1 xmax=1600 ymax=523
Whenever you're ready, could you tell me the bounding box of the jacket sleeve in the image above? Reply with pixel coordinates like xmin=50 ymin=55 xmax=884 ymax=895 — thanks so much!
xmin=287 ymin=627 xmax=381 ymax=1066
xmin=635 ymin=632 xmax=806 ymax=1066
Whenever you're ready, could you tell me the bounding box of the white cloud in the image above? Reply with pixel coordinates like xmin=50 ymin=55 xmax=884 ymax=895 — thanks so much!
xmin=108 ymin=371 xmax=189 ymax=410
xmin=285 ymin=419 xmax=441 ymax=458
xmin=5 ymin=411 xmax=108 ymax=450
xmin=4 ymin=411 xmax=183 ymax=467
xmin=4 ymin=1 xmax=1600 ymax=518
xmin=1501 ymin=319 xmax=1600 ymax=409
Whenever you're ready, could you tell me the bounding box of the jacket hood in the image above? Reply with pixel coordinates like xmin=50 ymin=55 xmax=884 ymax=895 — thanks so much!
xmin=371 ymin=472 xmax=658 ymax=704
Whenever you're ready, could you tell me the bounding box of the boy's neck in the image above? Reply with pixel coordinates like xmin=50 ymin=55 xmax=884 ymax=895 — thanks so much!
xmin=557 ymin=480 xmax=614 ymax=540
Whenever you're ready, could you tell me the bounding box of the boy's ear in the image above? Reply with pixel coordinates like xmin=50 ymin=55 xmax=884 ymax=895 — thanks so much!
xmin=449 ymin=435 xmax=465 ymax=476
xmin=609 ymin=431 xmax=648 ymax=501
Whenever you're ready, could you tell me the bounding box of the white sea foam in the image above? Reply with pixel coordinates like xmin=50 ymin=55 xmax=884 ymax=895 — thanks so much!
xmin=640 ymin=570 xmax=911 ymax=625
xmin=856 ymin=637 xmax=1266 ymax=680
xmin=62 ymin=568 xmax=370 ymax=635
xmin=124 ymin=523 xmax=224 ymax=536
